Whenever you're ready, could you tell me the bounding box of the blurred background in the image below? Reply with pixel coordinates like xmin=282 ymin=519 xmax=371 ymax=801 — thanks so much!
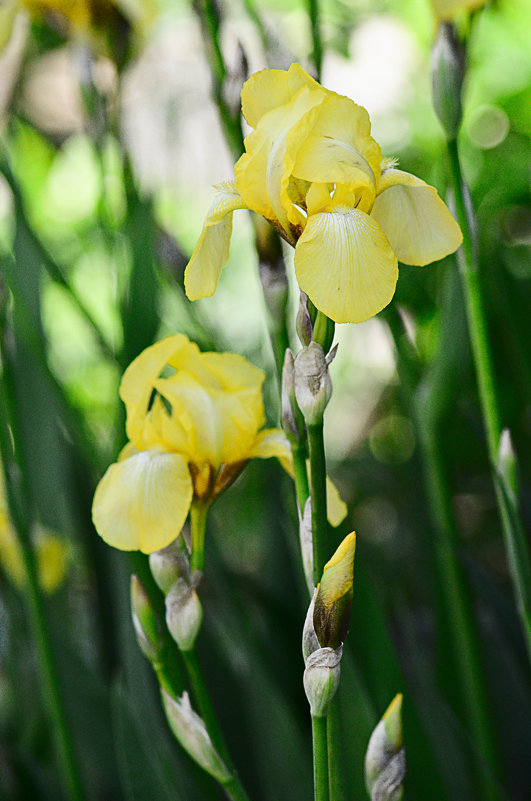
xmin=0 ymin=0 xmax=530 ymax=799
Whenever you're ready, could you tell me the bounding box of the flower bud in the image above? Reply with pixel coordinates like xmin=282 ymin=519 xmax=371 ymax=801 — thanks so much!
xmin=299 ymin=498 xmax=314 ymax=598
xmin=296 ymin=292 xmax=313 ymax=347
xmin=165 ymin=578 xmax=203 ymax=651
xmin=161 ymin=690 xmax=231 ymax=784
xmin=313 ymin=533 xmax=356 ymax=649
xmin=431 ymin=23 xmax=465 ymax=139
xmin=131 ymin=575 xmax=162 ymax=663
xmin=281 ymin=349 xmax=305 ymax=445
xmin=302 ymin=589 xmax=320 ymax=664
xmin=497 ymin=428 xmax=518 ymax=503
xmin=294 ymin=342 xmax=332 ymax=426
xmin=149 ymin=539 xmax=190 ymax=595
xmin=303 ymin=645 xmax=343 ymax=717
xmin=365 ymin=694 xmax=406 ymax=801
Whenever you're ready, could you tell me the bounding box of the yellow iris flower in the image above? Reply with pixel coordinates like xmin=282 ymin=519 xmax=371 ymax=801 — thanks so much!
xmin=20 ymin=0 xmax=95 ymax=29
xmin=92 ymin=334 xmax=291 ymax=554
xmin=0 ymin=472 xmax=68 ymax=594
xmin=431 ymin=0 xmax=488 ymax=21
xmin=184 ymin=63 xmax=462 ymax=324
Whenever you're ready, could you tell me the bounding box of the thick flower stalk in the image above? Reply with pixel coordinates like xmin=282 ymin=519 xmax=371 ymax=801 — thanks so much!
xmin=184 ymin=62 xmax=462 ymax=325
xmin=303 ymin=533 xmax=356 ymax=801
xmin=92 ymin=334 xmax=289 ymax=555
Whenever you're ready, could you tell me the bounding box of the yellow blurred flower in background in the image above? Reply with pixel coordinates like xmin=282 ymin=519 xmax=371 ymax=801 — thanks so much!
xmin=185 ymin=63 xmax=462 ymax=324
xmin=431 ymin=0 xmax=488 ymax=22
xmin=0 ymin=472 xmax=68 ymax=594
xmin=0 ymin=0 xmax=156 ymax=53
xmin=92 ymin=334 xmax=290 ymax=554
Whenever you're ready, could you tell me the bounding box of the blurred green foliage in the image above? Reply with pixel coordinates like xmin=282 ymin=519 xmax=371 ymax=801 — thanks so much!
xmin=0 ymin=0 xmax=530 ymax=800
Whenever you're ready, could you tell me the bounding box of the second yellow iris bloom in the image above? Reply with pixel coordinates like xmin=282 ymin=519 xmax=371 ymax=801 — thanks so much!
xmin=92 ymin=335 xmax=291 ymax=554
xmin=185 ymin=63 xmax=462 ymax=324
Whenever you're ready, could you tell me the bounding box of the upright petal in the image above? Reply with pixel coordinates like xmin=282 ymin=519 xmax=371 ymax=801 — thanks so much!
xmin=292 ymin=94 xmax=381 ymax=193
xmin=294 ymin=208 xmax=398 ymax=324
xmin=184 ymin=182 xmax=247 ymax=301
xmin=235 ymin=87 xmax=326 ymax=235
xmin=241 ymin=62 xmax=321 ymax=129
xmin=120 ymin=334 xmax=194 ymax=448
xmin=371 ymin=169 xmax=462 ymax=265
xmin=92 ymin=450 xmax=193 ymax=554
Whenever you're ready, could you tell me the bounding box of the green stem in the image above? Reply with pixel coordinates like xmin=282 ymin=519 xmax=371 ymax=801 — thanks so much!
xmin=0 ymin=156 xmax=116 ymax=364
xmin=446 ymin=139 xmax=501 ymax=464
xmin=312 ymin=715 xmax=330 ymax=801
xmin=193 ymin=0 xmax=244 ymax=160
xmin=421 ymin=426 xmax=500 ymax=799
xmin=447 ymin=137 xmax=531 ymax=661
xmin=389 ymin=281 xmax=501 ymax=799
xmin=308 ymin=422 xmax=328 ymax=585
xmin=0 ymin=329 xmax=87 ymax=801
xmin=181 ymin=648 xmax=250 ymax=801
xmin=306 ymin=0 xmax=323 ymax=81
xmin=190 ymin=501 xmax=209 ymax=574
xmin=327 ymin=701 xmax=346 ymax=801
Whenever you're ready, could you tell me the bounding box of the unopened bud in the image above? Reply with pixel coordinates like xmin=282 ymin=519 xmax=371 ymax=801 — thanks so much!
xmin=131 ymin=575 xmax=162 ymax=663
xmin=282 ymin=349 xmax=305 ymax=444
xmin=431 ymin=23 xmax=465 ymax=139
xmin=294 ymin=342 xmax=332 ymax=425
xmin=314 ymin=533 xmax=356 ymax=648
xmin=165 ymin=578 xmax=203 ymax=651
xmin=365 ymin=694 xmax=406 ymax=801
xmin=497 ymin=428 xmax=518 ymax=502
xmin=299 ymin=498 xmax=314 ymax=597
xmin=312 ymin=311 xmax=335 ymax=354
xmin=296 ymin=292 xmax=313 ymax=346
xmin=303 ymin=645 xmax=343 ymax=717
xmin=302 ymin=589 xmax=320 ymax=664
xmin=162 ymin=690 xmax=231 ymax=784
xmin=150 ymin=539 xmax=190 ymax=594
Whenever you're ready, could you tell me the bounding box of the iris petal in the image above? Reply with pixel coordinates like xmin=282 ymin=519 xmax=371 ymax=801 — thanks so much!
xmin=184 ymin=182 xmax=247 ymax=301
xmin=248 ymin=428 xmax=291 ymax=460
xmin=294 ymin=208 xmax=398 ymax=323
xmin=92 ymin=449 xmax=193 ymax=554
xmin=371 ymin=169 xmax=462 ymax=265
xmin=120 ymin=335 xmax=193 ymax=448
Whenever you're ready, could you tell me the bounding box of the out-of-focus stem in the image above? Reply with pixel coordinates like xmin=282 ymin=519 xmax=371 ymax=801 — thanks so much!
xmin=306 ymin=0 xmax=323 ymax=80
xmin=0 ymin=156 xmax=116 ymax=364
xmin=0 ymin=320 xmax=87 ymax=801
xmin=447 ymin=137 xmax=531 ymax=662
xmin=419 ymin=423 xmax=499 ymax=800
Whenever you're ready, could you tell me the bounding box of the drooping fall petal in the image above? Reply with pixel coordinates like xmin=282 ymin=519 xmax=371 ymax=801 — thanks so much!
xmin=184 ymin=182 xmax=247 ymax=301
xmin=92 ymin=449 xmax=193 ymax=553
xmin=371 ymin=168 xmax=462 ymax=265
xmin=294 ymin=208 xmax=398 ymax=324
